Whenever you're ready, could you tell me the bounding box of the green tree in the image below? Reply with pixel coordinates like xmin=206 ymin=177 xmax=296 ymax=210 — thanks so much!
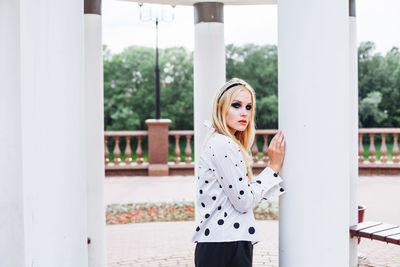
xmin=359 ymin=91 xmax=387 ymax=127
xmin=226 ymin=43 xmax=279 ymax=128
xmin=103 ymin=46 xmax=193 ymax=130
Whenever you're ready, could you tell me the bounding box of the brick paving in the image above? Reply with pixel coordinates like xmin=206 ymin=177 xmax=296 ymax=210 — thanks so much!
xmin=106 ymin=175 xmax=400 ymax=266
xmin=106 ymin=221 xmax=279 ymax=267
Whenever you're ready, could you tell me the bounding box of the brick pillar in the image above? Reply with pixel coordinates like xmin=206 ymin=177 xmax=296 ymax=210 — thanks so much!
xmin=146 ymin=119 xmax=171 ymax=176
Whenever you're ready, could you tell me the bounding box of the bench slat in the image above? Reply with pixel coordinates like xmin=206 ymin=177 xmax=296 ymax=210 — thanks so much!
xmin=371 ymin=227 xmax=400 ymax=241
xmin=358 ymin=224 xmax=398 ymax=238
xmin=349 ymin=221 xmax=381 ymax=233
xmin=386 ymin=234 xmax=400 ymax=245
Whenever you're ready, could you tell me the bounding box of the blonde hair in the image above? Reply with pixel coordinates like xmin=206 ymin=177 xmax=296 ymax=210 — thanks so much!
xmin=211 ymin=78 xmax=256 ymax=181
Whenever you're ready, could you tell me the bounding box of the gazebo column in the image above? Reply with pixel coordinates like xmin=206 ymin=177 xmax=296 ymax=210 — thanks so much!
xmin=348 ymin=0 xmax=359 ymax=266
xmin=20 ymin=1 xmax=87 ymax=265
xmin=193 ymin=2 xmax=226 ymax=221
xmin=0 ymin=1 xmax=25 ymax=265
xmin=278 ymin=1 xmax=350 ymax=266
xmin=193 ymin=2 xmax=225 ymax=168
xmin=85 ymin=0 xmax=106 ymax=266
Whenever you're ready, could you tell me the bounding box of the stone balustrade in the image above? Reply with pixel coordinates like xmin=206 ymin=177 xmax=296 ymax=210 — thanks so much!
xmin=358 ymin=128 xmax=400 ymax=175
xmin=105 ymin=128 xmax=400 ymax=176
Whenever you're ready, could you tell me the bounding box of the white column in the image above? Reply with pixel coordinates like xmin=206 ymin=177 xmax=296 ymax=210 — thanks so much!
xmin=20 ymin=1 xmax=88 ymax=266
xmin=349 ymin=0 xmax=359 ymax=266
xmin=0 ymin=1 xmax=25 ymax=266
xmin=193 ymin=2 xmax=226 ymax=221
xmin=278 ymin=1 xmax=350 ymax=266
xmin=85 ymin=1 xmax=106 ymax=266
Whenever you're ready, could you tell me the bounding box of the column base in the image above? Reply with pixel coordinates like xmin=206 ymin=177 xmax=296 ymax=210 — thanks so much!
xmin=148 ymin=164 xmax=169 ymax=176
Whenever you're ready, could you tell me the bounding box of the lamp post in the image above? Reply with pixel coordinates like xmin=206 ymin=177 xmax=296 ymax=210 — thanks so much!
xmin=138 ymin=3 xmax=175 ymax=119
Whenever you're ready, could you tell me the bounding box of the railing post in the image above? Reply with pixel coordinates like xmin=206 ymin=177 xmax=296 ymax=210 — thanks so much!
xmin=104 ymin=136 xmax=109 ymax=165
xmin=125 ymin=136 xmax=132 ymax=164
xmin=358 ymin=133 xmax=364 ymax=163
xmin=113 ymin=136 xmax=121 ymax=165
xmin=136 ymin=135 xmax=144 ymax=165
xmin=262 ymin=135 xmax=269 ymax=163
xmin=185 ymin=135 xmax=192 ymax=163
xmin=174 ymin=135 xmax=181 ymax=164
xmin=380 ymin=133 xmax=387 ymax=163
xmin=145 ymin=119 xmax=171 ymax=176
xmin=393 ymin=133 xmax=399 ymax=164
xmin=251 ymin=134 xmax=259 ymax=163
xmin=368 ymin=133 xmax=376 ymax=163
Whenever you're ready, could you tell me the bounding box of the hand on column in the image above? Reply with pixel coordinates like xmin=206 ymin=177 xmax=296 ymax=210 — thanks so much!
xmin=268 ymin=130 xmax=286 ymax=174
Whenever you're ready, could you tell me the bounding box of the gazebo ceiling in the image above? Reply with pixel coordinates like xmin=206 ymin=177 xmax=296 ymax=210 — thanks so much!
xmin=119 ymin=0 xmax=277 ymax=6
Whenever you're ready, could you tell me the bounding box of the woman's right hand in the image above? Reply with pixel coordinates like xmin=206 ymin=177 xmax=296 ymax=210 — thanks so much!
xmin=267 ymin=130 xmax=285 ymax=174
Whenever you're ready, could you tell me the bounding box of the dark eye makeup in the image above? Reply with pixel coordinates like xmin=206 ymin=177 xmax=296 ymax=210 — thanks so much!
xmin=231 ymin=102 xmax=252 ymax=110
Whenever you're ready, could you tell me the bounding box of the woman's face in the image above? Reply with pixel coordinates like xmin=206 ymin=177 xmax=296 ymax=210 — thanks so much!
xmin=226 ymin=88 xmax=252 ymax=135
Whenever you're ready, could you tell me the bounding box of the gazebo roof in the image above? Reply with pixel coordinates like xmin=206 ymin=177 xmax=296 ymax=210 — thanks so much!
xmin=119 ymin=0 xmax=276 ymax=6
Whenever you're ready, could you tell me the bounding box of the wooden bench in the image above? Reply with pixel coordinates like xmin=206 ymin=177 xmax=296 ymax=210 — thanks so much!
xmin=350 ymin=221 xmax=400 ymax=245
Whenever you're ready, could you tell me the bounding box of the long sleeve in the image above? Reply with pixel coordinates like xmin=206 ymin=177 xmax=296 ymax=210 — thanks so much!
xmin=210 ymin=136 xmax=285 ymax=213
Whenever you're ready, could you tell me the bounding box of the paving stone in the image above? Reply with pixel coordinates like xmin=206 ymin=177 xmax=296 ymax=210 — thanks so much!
xmin=106 ymin=175 xmax=400 ymax=266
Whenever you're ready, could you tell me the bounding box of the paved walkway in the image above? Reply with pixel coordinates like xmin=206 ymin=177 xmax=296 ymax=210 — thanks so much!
xmin=106 ymin=175 xmax=400 ymax=267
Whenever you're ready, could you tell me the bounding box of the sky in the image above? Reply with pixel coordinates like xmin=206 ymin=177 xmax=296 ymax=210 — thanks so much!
xmin=102 ymin=0 xmax=400 ymax=55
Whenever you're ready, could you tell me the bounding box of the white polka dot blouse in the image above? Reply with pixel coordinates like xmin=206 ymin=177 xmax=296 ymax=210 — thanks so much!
xmin=191 ymin=132 xmax=285 ymax=245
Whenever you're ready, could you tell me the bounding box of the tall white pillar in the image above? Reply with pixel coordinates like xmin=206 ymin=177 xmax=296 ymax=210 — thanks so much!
xmin=85 ymin=1 xmax=106 ymax=266
xmin=348 ymin=0 xmax=359 ymax=266
xmin=0 ymin=1 xmax=25 ymax=266
xmin=193 ymin=2 xmax=226 ymax=221
xmin=193 ymin=2 xmax=226 ymax=163
xmin=19 ymin=1 xmax=88 ymax=266
xmin=278 ymin=1 xmax=350 ymax=266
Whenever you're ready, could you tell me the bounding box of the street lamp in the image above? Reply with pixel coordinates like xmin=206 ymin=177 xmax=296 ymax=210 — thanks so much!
xmin=138 ymin=3 xmax=175 ymax=119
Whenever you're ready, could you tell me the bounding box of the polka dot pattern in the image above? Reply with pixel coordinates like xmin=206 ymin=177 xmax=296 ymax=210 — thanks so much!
xmin=205 ymin=229 xmax=210 ymax=236
xmin=192 ymin=132 xmax=284 ymax=244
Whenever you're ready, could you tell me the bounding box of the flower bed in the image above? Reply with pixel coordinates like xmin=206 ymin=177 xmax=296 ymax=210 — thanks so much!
xmin=106 ymin=200 xmax=279 ymax=224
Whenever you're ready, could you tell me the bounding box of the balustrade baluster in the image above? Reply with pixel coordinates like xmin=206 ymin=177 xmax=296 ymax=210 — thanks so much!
xmin=136 ymin=136 xmax=143 ymax=164
xmin=380 ymin=133 xmax=387 ymax=163
xmin=113 ymin=136 xmax=121 ymax=164
xmin=105 ymin=136 xmax=109 ymax=165
xmin=262 ymin=135 xmax=269 ymax=163
xmin=368 ymin=133 xmax=376 ymax=163
xmin=185 ymin=135 xmax=192 ymax=163
xmin=393 ymin=133 xmax=399 ymax=164
xmin=252 ymin=135 xmax=259 ymax=163
xmin=174 ymin=135 xmax=181 ymax=164
xmin=358 ymin=133 xmax=364 ymax=163
xmin=125 ymin=136 xmax=132 ymax=164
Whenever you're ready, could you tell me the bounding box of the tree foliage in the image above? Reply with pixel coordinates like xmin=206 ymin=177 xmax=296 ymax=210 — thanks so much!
xmin=104 ymin=42 xmax=400 ymax=130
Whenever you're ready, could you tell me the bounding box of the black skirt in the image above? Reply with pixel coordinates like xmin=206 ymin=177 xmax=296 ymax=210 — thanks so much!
xmin=194 ymin=241 xmax=253 ymax=267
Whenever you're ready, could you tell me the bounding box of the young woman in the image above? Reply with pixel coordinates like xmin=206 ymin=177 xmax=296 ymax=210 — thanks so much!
xmin=192 ymin=78 xmax=286 ymax=267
